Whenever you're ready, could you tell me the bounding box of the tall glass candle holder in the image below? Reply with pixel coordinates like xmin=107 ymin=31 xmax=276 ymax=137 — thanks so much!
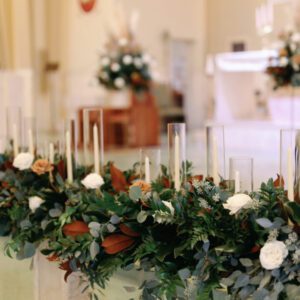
xmin=206 ymin=125 xmax=226 ymax=185
xmin=64 ymin=118 xmax=79 ymax=183
xmin=168 ymin=123 xmax=186 ymax=191
xmin=140 ymin=148 xmax=161 ymax=183
xmin=6 ymin=106 xmax=22 ymax=157
xmin=22 ymin=117 xmax=37 ymax=155
xmin=83 ymin=108 xmax=104 ymax=174
xmin=280 ymin=129 xmax=300 ymax=201
xmin=229 ymin=157 xmax=254 ymax=193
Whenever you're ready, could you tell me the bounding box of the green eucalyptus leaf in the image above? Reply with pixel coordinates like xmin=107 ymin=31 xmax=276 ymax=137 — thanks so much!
xmin=90 ymin=240 xmax=100 ymax=260
xmin=137 ymin=211 xmax=148 ymax=223
xmin=129 ymin=186 xmax=142 ymax=201
xmin=239 ymin=258 xmax=253 ymax=267
xmin=256 ymin=218 xmax=273 ymax=228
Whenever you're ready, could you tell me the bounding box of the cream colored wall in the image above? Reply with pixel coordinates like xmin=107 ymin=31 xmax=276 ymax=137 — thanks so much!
xmin=207 ymin=0 xmax=265 ymax=53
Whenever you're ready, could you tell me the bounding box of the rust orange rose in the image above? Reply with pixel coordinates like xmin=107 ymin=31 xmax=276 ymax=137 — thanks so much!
xmin=130 ymin=180 xmax=151 ymax=193
xmin=31 ymin=159 xmax=54 ymax=175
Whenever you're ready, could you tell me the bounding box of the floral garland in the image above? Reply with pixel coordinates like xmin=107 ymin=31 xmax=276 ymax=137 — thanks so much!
xmin=1 ymin=152 xmax=300 ymax=299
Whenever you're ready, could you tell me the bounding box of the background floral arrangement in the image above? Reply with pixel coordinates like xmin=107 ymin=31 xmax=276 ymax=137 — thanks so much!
xmin=266 ymin=31 xmax=300 ymax=89
xmin=1 ymin=152 xmax=300 ymax=299
xmin=97 ymin=33 xmax=152 ymax=92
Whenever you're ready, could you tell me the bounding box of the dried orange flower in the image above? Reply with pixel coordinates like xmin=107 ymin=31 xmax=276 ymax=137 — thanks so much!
xmin=31 ymin=159 xmax=54 ymax=175
xmin=130 ymin=180 xmax=151 ymax=193
xmin=293 ymin=54 xmax=300 ymax=64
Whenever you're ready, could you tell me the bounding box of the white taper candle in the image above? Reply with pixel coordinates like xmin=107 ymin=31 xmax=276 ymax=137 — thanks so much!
xmin=13 ymin=123 xmax=19 ymax=157
xmin=174 ymin=134 xmax=180 ymax=191
xmin=28 ymin=129 xmax=34 ymax=156
xmin=145 ymin=156 xmax=150 ymax=183
xmin=235 ymin=171 xmax=240 ymax=194
xmin=49 ymin=143 xmax=54 ymax=164
xmin=93 ymin=124 xmax=100 ymax=174
xmin=212 ymin=137 xmax=220 ymax=185
xmin=287 ymin=147 xmax=294 ymax=201
xmin=66 ymin=131 xmax=73 ymax=184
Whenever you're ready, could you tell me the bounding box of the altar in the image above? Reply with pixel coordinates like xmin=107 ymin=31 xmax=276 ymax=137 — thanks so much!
xmin=214 ymin=50 xmax=276 ymax=122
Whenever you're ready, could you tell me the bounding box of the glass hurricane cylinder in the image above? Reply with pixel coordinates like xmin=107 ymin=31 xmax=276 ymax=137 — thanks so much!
xmin=229 ymin=157 xmax=254 ymax=193
xmin=139 ymin=148 xmax=161 ymax=183
xmin=206 ymin=125 xmax=226 ymax=185
xmin=22 ymin=117 xmax=37 ymax=155
xmin=6 ymin=106 xmax=22 ymax=157
xmin=280 ymin=129 xmax=300 ymax=201
xmin=83 ymin=108 xmax=104 ymax=174
xmin=168 ymin=123 xmax=186 ymax=191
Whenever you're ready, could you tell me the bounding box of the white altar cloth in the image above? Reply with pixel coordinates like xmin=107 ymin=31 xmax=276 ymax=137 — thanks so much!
xmin=214 ymin=50 xmax=276 ymax=122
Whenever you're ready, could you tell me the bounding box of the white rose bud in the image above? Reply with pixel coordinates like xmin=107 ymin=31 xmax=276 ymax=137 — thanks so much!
xmin=29 ymin=196 xmax=44 ymax=213
xmin=13 ymin=152 xmax=34 ymax=170
xmin=223 ymin=194 xmax=253 ymax=215
xmin=81 ymin=173 xmax=104 ymax=189
xmin=259 ymin=240 xmax=288 ymax=270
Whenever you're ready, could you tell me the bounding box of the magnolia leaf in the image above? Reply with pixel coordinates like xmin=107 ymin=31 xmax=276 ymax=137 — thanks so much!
xmin=239 ymin=258 xmax=253 ymax=267
xmin=110 ymin=163 xmax=127 ymax=192
xmin=63 ymin=221 xmax=89 ymax=237
xmin=178 ymin=268 xmax=191 ymax=281
xmin=256 ymin=218 xmax=273 ymax=228
xmin=49 ymin=208 xmax=62 ymax=218
xmin=137 ymin=211 xmax=148 ymax=223
xmin=129 ymin=186 xmax=142 ymax=201
xmin=102 ymin=234 xmax=135 ymax=254
xmin=119 ymin=224 xmax=140 ymax=237
xmin=90 ymin=240 xmax=100 ymax=260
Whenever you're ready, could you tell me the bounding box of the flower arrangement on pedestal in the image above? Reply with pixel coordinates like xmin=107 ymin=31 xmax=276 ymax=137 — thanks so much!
xmin=266 ymin=31 xmax=300 ymax=89
xmin=1 ymin=150 xmax=300 ymax=299
xmin=97 ymin=37 xmax=152 ymax=92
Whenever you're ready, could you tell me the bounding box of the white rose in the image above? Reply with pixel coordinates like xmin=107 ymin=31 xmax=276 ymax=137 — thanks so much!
xmin=279 ymin=57 xmax=289 ymax=67
xmin=123 ymin=55 xmax=133 ymax=65
xmin=81 ymin=173 xmax=104 ymax=189
xmin=223 ymin=194 xmax=253 ymax=215
xmin=13 ymin=152 xmax=34 ymax=170
xmin=111 ymin=63 xmax=121 ymax=72
xmin=162 ymin=201 xmax=175 ymax=215
xmin=114 ymin=77 xmax=125 ymax=89
xmin=29 ymin=196 xmax=44 ymax=213
xmin=259 ymin=240 xmax=288 ymax=270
